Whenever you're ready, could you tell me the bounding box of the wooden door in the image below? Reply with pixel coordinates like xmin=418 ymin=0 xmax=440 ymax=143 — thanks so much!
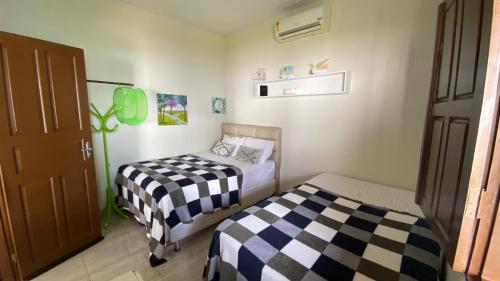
xmin=416 ymin=0 xmax=493 ymax=267
xmin=0 ymin=32 xmax=101 ymax=279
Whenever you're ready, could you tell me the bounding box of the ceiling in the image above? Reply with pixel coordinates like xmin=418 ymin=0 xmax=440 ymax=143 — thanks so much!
xmin=119 ymin=0 xmax=312 ymax=34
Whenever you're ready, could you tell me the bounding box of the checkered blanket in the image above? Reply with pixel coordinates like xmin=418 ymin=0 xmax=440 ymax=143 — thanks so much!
xmin=115 ymin=154 xmax=243 ymax=266
xmin=204 ymin=183 xmax=440 ymax=281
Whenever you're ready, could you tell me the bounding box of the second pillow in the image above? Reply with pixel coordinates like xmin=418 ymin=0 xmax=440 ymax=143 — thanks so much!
xmin=234 ymin=145 xmax=263 ymax=163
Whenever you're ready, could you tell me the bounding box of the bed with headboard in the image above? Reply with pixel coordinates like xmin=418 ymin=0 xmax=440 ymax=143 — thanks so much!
xmin=115 ymin=123 xmax=281 ymax=266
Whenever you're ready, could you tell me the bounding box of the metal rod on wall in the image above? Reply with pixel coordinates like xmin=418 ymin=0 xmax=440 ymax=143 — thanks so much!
xmin=87 ymin=79 xmax=134 ymax=87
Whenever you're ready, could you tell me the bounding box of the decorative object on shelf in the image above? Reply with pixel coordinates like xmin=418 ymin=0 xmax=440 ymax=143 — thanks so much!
xmin=310 ymin=58 xmax=330 ymax=75
xmin=252 ymin=68 xmax=266 ymax=82
xmin=157 ymin=94 xmax=188 ymax=125
xmin=212 ymin=97 xmax=226 ymax=114
xmin=90 ymin=86 xmax=148 ymax=228
xmin=280 ymin=65 xmax=296 ymax=79
xmin=283 ymin=88 xmax=300 ymax=96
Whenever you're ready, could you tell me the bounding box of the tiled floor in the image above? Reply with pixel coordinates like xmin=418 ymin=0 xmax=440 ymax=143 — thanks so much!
xmin=33 ymin=215 xmax=215 ymax=281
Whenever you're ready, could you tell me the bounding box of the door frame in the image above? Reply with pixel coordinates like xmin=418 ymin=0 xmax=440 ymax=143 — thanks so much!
xmin=453 ymin=0 xmax=500 ymax=278
xmin=459 ymin=0 xmax=500 ymax=278
xmin=416 ymin=0 xmax=500 ymax=278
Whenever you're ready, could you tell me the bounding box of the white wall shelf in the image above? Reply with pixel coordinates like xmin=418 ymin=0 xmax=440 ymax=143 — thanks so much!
xmin=250 ymin=71 xmax=350 ymax=98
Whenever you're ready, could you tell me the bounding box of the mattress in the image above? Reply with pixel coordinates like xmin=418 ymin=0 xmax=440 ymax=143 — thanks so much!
xmin=194 ymin=151 xmax=275 ymax=189
xmin=307 ymin=173 xmax=423 ymax=217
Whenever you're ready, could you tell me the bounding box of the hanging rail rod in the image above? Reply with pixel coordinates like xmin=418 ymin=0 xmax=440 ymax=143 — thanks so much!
xmin=87 ymin=79 xmax=134 ymax=87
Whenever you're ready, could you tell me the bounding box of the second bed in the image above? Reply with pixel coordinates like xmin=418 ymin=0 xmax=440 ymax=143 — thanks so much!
xmin=204 ymin=173 xmax=441 ymax=281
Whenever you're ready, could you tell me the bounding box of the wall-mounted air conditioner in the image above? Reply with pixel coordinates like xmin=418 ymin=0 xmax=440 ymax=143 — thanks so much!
xmin=274 ymin=3 xmax=330 ymax=43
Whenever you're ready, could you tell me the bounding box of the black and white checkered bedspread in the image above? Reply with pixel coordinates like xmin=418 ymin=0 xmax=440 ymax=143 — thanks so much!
xmin=204 ymin=183 xmax=440 ymax=281
xmin=115 ymin=154 xmax=243 ymax=266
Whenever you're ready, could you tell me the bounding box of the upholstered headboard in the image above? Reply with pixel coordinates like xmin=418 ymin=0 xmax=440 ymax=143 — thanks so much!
xmin=222 ymin=123 xmax=282 ymax=193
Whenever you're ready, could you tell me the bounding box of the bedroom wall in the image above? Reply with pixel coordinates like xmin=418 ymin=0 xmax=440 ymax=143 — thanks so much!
xmin=0 ymin=0 xmax=227 ymax=208
xmin=225 ymin=0 xmax=438 ymax=190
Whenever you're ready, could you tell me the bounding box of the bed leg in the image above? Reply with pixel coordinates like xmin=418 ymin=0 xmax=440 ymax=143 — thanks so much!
xmin=174 ymin=241 xmax=181 ymax=252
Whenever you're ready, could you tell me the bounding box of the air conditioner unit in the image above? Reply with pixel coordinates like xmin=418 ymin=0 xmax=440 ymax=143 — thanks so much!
xmin=275 ymin=4 xmax=330 ymax=43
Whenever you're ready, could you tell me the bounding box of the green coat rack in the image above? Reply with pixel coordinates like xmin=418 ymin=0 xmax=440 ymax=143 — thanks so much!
xmin=90 ymin=103 xmax=129 ymax=228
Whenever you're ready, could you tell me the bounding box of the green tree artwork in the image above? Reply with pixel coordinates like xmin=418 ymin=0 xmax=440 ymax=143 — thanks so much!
xmin=156 ymin=93 xmax=188 ymax=125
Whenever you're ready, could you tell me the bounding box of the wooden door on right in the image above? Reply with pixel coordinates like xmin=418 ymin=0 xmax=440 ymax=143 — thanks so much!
xmin=416 ymin=0 xmax=493 ymax=266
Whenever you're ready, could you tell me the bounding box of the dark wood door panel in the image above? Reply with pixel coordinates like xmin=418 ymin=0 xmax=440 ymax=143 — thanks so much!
xmin=421 ymin=117 xmax=445 ymax=212
xmin=436 ymin=0 xmax=458 ymax=102
xmin=436 ymin=0 xmax=484 ymax=102
xmin=454 ymin=0 xmax=484 ymax=99
xmin=18 ymin=179 xmax=64 ymax=260
xmin=0 ymin=43 xmax=48 ymax=136
xmin=11 ymin=138 xmax=84 ymax=176
xmin=3 ymin=175 xmax=68 ymax=275
xmin=46 ymin=51 xmax=84 ymax=133
xmin=12 ymin=144 xmax=59 ymax=176
xmin=60 ymin=170 xmax=95 ymax=244
xmin=433 ymin=98 xmax=474 ymax=117
xmin=434 ymin=119 xmax=469 ymax=242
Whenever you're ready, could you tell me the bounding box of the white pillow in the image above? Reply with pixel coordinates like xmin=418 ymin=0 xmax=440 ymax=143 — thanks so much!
xmin=243 ymin=137 xmax=275 ymax=164
xmin=222 ymin=135 xmax=245 ymax=157
xmin=210 ymin=141 xmax=235 ymax=157
xmin=233 ymin=145 xmax=263 ymax=164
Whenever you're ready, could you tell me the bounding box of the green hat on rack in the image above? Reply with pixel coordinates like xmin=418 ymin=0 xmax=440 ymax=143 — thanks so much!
xmin=113 ymin=87 xmax=148 ymax=125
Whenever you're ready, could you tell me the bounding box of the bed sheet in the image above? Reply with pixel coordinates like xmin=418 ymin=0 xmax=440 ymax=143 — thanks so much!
xmin=195 ymin=151 xmax=275 ymax=189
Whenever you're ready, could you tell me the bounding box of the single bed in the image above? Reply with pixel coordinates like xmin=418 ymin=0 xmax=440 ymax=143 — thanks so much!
xmin=115 ymin=123 xmax=281 ymax=266
xmin=204 ymin=173 xmax=441 ymax=281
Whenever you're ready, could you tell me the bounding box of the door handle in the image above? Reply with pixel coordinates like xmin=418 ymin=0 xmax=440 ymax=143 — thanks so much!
xmin=81 ymin=141 xmax=93 ymax=158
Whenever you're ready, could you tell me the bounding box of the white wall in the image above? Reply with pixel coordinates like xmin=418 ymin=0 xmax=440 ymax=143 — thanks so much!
xmin=0 ymin=0 xmax=441 ymax=194
xmin=225 ymin=0 xmax=438 ymax=190
xmin=0 ymin=0 xmax=227 ymax=208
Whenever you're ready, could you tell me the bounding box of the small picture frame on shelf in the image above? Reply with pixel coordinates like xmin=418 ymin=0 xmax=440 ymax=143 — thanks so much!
xmin=283 ymin=88 xmax=300 ymax=96
xmin=259 ymin=85 xmax=268 ymax=96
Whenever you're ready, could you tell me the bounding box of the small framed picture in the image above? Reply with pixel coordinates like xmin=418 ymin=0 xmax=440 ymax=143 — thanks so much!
xmin=212 ymin=97 xmax=226 ymax=114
